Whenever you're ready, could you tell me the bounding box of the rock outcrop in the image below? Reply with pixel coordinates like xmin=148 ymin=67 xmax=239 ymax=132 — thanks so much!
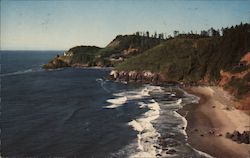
xmin=42 ymin=56 xmax=70 ymax=69
xmin=226 ymin=130 xmax=250 ymax=144
xmin=109 ymin=70 xmax=178 ymax=85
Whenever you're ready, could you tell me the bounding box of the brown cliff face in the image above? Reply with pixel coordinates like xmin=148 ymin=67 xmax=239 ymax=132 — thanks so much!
xmin=218 ymin=69 xmax=250 ymax=86
xmin=218 ymin=52 xmax=250 ymax=86
xmin=122 ymin=47 xmax=139 ymax=56
xmin=218 ymin=52 xmax=250 ymax=110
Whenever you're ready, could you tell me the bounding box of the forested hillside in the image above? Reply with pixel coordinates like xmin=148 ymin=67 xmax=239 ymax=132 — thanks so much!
xmin=115 ymin=23 xmax=250 ymax=99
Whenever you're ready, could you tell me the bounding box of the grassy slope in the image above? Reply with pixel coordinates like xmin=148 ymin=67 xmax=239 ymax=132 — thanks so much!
xmin=68 ymin=46 xmax=101 ymax=65
xmin=106 ymin=35 xmax=164 ymax=52
xmin=116 ymin=38 xmax=219 ymax=82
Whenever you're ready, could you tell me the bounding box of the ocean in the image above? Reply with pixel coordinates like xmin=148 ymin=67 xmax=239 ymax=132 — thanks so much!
xmin=0 ymin=51 xmax=211 ymax=157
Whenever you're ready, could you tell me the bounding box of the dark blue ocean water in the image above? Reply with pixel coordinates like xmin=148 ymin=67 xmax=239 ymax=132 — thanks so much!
xmin=0 ymin=51 xmax=210 ymax=158
xmin=0 ymin=51 xmax=146 ymax=157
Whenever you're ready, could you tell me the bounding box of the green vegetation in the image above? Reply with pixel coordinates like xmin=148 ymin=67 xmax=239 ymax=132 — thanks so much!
xmin=224 ymin=73 xmax=250 ymax=98
xmin=106 ymin=34 xmax=164 ymax=53
xmin=230 ymin=65 xmax=249 ymax=73
xmin=116 ymin=38 xmax=215 ymax=81
xmin=43 ymin=34 xmax=164 ymax=68
xmin=42 ymin=57 xmax=70 ymax=69
xmin=68 ymin=46 xmax=101 ymax=64
xmin=116 ymin=23 xmax=250 ymax=83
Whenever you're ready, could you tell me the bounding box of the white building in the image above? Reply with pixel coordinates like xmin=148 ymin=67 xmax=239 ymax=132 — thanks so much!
xmin=64 ymin=51 xmax=73 ymax=57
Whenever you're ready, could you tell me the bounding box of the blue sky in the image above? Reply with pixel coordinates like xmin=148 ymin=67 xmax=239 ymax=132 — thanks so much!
xmin=1 ymin=0 xmax=249 ymax=50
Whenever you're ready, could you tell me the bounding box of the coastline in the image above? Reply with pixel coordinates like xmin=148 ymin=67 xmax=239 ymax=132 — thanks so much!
xmin=179 ymin=86 xmax=250 ymax=158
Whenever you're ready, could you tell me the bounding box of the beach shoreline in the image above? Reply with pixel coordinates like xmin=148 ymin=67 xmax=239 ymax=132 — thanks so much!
xmin=178 ymin=86 xmax=250 ymax=158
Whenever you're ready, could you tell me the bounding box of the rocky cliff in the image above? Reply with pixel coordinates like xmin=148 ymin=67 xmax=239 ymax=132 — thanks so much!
xmin=42 ymin=55 xmax=70 ymax=69
xmin=109 ymin=70 xmax=180 ymax=85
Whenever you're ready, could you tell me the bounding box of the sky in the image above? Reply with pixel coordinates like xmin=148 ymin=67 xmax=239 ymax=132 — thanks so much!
xmin=1 ymin=0 xmax=249 ymax=50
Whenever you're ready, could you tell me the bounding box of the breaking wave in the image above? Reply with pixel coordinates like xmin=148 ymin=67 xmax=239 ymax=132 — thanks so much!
xmin=0 ymin=66 xmax=64 ymax=77
xmin=0 ymin=68 xmax=43 ymax=77
xmin=106 ymin=85 xmax=165 ymax=157
xmin=107 ymin=84 xmax=213 ymax=158
xmin=128 ymin=99 xmax=162 ymax=158
xmin=105 ymin=96 xmax=128 ymax=108
xmin=96 ymin=78 xmax=111 ymax=93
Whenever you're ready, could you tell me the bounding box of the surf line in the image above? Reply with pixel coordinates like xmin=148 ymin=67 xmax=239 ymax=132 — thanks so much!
xmin=128 ymin=99 xmax=162 ymax=157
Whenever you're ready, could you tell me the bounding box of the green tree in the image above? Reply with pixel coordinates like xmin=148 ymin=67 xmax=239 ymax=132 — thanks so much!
xmin=173 ymin=30 xmax=179 ymax=37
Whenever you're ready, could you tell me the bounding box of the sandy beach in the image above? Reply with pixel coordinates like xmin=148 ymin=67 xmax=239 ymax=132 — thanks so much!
xmin=181 ymin=86 xmax=250 ymax=158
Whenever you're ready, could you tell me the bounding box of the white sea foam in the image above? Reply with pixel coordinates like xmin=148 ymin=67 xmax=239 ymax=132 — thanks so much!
xmin=146 ymin=85 xmax=164 ymax=94
xmin=0 ymin=68 xmax=43 ymax=77
xmin=126 ymin=87 xmax=150 ymax=99
xmin=137 ymin=102 xmax=146 ymax=109
xmin=173 ymin=111 xmax=188 ymax=138
xmin=191 ymin=147 xmax=214 ymax=158
xmin=105 ymin=96 xmax=127 ymax=108
xmin=179 ymin=88 xmax=200 ymax=104
xmin=107 ymin=96 xmax=127 ymax=105
xmin=109 ymin=85 xmax=213 ymax=157
xmin=96 ymin=78 xmax=110 ymax=93
xmin=160 ymin=98 xmax=183 ymax=109
xmin=171 ymin=93 xmax=176 ymax=97
xmin=104 ymin=86 xmax=152 ymax=109
xmin=128 ymin=102 xmax=161 ymax=157
xmin=105 ymin=85 xmax=211 ymax=157
xmin=128 ymin=87 xmax=163 ymax=158
xmin=177 ymin=88 xmax=214 ymax=158
xmin=176 ymin=98 xmax=182 ymax=105
xmin=103 ymin=86 xmax=163 ymax=157
xmin=170 ymin=112 xmax=214 ymax=158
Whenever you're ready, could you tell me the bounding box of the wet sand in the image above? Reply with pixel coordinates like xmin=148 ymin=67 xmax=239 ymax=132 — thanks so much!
xmin=180 ymin=86 xmax=250 ymax=158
